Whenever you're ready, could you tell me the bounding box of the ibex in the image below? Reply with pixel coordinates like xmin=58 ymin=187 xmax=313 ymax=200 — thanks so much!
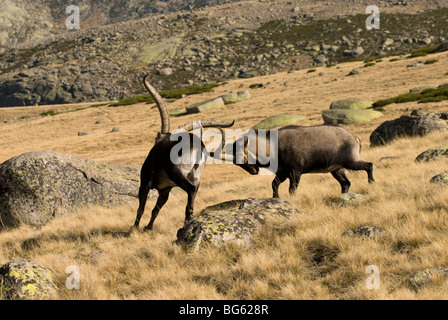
xmin=132 ymin=75 xmax=234 ymax=231
xmin=220 ymin=125 xmax=374 ymax=198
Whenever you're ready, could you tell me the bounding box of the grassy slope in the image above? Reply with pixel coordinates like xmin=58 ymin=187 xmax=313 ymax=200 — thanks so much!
xmin=1 ymin=51 xmax=448 ymax=299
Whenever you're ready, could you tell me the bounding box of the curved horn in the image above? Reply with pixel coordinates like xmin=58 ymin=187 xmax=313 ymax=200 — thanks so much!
xmin=143 ymin=74 xmax=170 ymax=134
xmin=175 ymin=119 xmax=235 ymax=159
xmin=176 ymin=119 xmax=235 ymax=132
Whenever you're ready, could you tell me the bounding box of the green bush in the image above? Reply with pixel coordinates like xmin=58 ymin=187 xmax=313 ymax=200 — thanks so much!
xmin=424 ymin=59 xmax=438 ymax=65
xmin=372 ymin=87 xmax=448 ymax=108
xmin=40 ymin=110 xmax=58 ymax=117
xmin=109 ymin=83 xmax=220 ymax=107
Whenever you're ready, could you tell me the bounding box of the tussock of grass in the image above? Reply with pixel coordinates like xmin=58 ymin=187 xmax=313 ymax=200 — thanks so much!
xmin=424 ymin=59 xmax=438 ymax=65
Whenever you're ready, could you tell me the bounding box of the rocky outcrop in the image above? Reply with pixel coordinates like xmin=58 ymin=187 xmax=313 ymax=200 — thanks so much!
xmin=176 ymin=198 xmax=306 ymax=249
xmin=0 ymin=259 xmax=57 ymax=300
xmin=0 ymin=150 xmax=141 ymax=229
xmin=370 ymin=111 xmax=448 ymax=147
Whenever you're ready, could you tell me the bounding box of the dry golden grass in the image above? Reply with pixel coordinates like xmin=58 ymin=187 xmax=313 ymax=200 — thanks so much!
xmin=1 ymin=52 xmax=448 ymax=299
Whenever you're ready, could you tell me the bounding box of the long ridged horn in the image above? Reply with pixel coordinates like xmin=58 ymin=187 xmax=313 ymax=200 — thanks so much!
xmin=175 ymin=119 xmax=235 ymax=159
xmin=176 ymin=119 xmax=235 ymax=132
xmin=143 ymin=74 xmax=170 ymax=134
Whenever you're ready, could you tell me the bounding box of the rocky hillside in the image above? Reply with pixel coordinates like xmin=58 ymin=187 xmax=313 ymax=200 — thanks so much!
xmin=1 ymin=0 xmax=448 ymax=107
xmin=0 ymin=0 xmax=241 ymax=47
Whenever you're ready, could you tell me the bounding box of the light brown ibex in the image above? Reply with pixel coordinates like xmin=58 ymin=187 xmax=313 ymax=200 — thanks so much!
xmin=220 ymin=125 xmax=374 ymax=198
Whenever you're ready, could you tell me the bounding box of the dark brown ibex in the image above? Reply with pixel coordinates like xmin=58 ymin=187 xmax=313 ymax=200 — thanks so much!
xmin=132 ymin=75 xmax=234 ymax=231
xmin=220 ymin=125 xmax=374 ymax=198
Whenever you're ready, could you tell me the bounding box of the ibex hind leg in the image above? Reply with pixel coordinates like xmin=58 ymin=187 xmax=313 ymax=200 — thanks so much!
xmin=331 ymin=169 xmax=351 ymax=193
xmin=343 ymin=161 xmax=375 ymax=184
xmin=272 ymin=171 xmax=288 ymax=198
xmin=144 ymin=188 xmax=171 ymax=231
xmin=288 ymin=170 xmax=302 ymax=195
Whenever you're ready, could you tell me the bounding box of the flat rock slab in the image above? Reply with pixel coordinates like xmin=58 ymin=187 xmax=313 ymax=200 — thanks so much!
xmin=0 ymin=150 xmax=141 ymax=229
xmin=329 ymin=98 xmax=373 ymax=110
xmin=253 ymin=114 xmax=306 ymax=130
xmin=220 ymin=90 xmax=251 ymax=105
xmin=186 ymin=97 xmax=224 ymax=114
xmin=332 ymin=193 xmax=367 ymax=206
xmin=322 ymin=109 xmax=382 ymax=125
xmin=370 ymin=112 xmax=448 ymax=147
xmin=176 ymin=198 xmax=307 ymax=249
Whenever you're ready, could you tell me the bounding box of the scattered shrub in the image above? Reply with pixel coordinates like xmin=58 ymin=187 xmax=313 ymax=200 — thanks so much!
xmin=109 ymin=83 xmax=221 ymax=107
xmin=372 ymin=86 xmax=448 ymax=108
xmin=40 ymin=110 xmax=58 ymax=117
xmin=424 ymin=59 xmax=438 ymax=65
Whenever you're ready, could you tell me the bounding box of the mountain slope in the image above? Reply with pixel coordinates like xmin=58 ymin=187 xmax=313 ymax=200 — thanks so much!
xmin=0 ymin=0 xmax=447 ymax=107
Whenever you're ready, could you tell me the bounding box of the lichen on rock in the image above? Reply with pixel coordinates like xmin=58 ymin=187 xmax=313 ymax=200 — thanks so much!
xmin=176 ymin=198 xmax=306 ymax=249
xmin=0 ymin=259 xmax=57 ymax=300
xmin=406 ymin=267 xmax=448 ymax=291
xmin=0 ymin=150 xmax=142 ymax=229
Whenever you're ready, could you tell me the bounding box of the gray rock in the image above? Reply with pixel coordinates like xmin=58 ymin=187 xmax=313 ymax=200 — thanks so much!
xmin=370 ymin=112 xmax=448 ymax=147
xmin=186 ymin=97 xmax=225 ymax=114
xmin=220 ymin=90 xmax=251 ymax=105
xmin=253 ymin=114 xmax=306 ymax=129
xmin=406 ymin=267 xmax=448 ymax=291
xmin=415 ymin=147 xmax=448 ymax=162
xmin=342 ymin=225 xmax=385 ymax=238
xmin=343 ymin=46 xmax=364 ymax=56
xmin=176 ymin=198 xmax=306 ymax=249
xmin=156 ymin=67 xmax=173 ymax=76
xmin=430 ymin=172 xmax=448 ymax=185
xmin=322 ymin=109 xmax=382 ymax=125
xmin=0 ymin=259 xmax=57 ymax=300
xmin=333 ymin=192 xmax=367 ymax=205
xmin=0 ymin=150 xmax=141 ymax=229
xmin=329 ymin=98 xmax=373 ymax=110
xmin=348 ymin=68 xmax=362 ymax=76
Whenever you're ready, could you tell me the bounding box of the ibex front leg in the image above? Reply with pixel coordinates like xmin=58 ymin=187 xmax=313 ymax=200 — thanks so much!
xmin=132 ymin=181 xmax=151 ymax=230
